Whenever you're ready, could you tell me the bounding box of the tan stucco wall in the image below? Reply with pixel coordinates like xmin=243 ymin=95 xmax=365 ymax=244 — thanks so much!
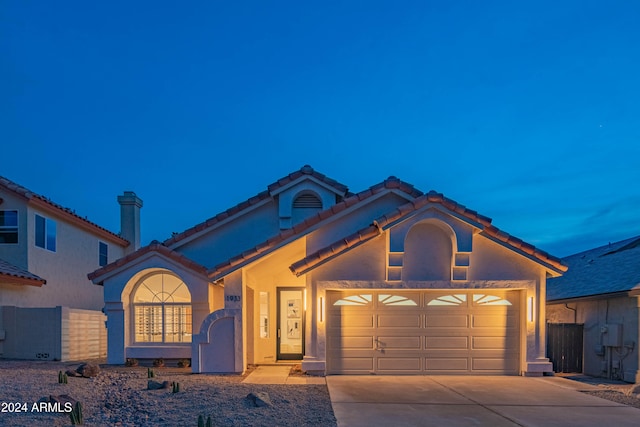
xmin=311 ymin=235 xmax=387 ymax=282
xmin=243 ymin=240 xmax=306 ymax=364
xmin=469 ymin=236 xmax=545 ymax=281
xmin=24 ymin=205 xmax=125 ymax=310
xmin=306 ymin=192 xmax=410 ymax=255
xmin=0 ymin=199 xmax=126 ymax=310
xmin=547 ymin=297 xmax=639 ymax=382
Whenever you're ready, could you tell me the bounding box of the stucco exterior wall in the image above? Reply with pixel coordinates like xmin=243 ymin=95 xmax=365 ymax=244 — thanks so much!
xmin=176 ymin=200 xmax=280 ymax=267
xmin=547 ymin=297 xmax=639 ymax=382
xmin=101 ymin=257 xmax=213 ymax=364
xmin=0 ymin=197 xmax=125 ymax=310
xmin=306 ymin=192 xmax=410 ymax=255
xmin=243 ymin=241 xmax=306 ymax=364
xmin=470 ymin=236 xmax=544 ymax=281
xmin=311 ymin=235 xmax=387 ymax=281
xmin=23 ymin=206 xmax=125 ymax=310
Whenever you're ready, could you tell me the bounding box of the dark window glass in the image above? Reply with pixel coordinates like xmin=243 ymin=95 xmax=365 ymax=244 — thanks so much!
xmin=0 ymin=210 xmax=19 ymax=244
xmin=35 ymin=215 xmax=45 ymax=248
xmin=0 ymin=210 xmax=18 ymax=227
xmin=35 ymin=214 xmax=56 ymax=251
xmin=99 ymin=242 xmax=108 ymax=266
xmin=46 ymin=219 xmax=56 ymax=251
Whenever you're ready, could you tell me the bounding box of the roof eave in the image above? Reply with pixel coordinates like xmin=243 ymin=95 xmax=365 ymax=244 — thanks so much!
xmin=89 ymin=243 xmax=209 ymax=283
xmin=0 ymin=274 xmax=46 ymax=287
xmin=29 ymin=198 xmax=129 ymax=247
xmin=548 ymin=290 xmax=634 ymax=304
xmin=479 ymin=231 xmax=567 ymax=276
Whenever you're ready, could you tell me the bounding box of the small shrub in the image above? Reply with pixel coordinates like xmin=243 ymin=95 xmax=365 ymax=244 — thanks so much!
xmin=125 ymin=358 xmax=139 ymax=367
xmin=152 ymin=358 xmax=165 ymax=367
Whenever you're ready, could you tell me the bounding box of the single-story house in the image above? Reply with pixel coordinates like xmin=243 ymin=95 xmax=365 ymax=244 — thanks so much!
xmin=547 ymin=236 xmax=640 ymax=383
xmin=89 ymin=165 xmax=567 ymax=376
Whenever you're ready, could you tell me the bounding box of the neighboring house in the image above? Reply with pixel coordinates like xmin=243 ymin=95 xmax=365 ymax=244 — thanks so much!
xmin=0 ymin=176 xmax=134 ymax=361
xmin=547 ymin=236 xmax=640 ymax=383
xmin=89 ymin=165 xmax=567 ymax=376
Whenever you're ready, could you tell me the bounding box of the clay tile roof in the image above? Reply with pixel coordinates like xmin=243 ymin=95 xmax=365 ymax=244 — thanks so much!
xmin=164 ymin=166 xmax=349 ymax=248
xmin=0 ymin=258 xmax=46 ymax=287
xmin=207 ymin=176 xmax=421 ymax=280
xmin=88 ymin=241 xmax=208 ymax=281
xmin=0 ymin=176 xmax=128 ymax=246
xmin=290 ymin=190 xmax=567 ymax=276
xmin=289 ymin=223 xmax=382 ymax=276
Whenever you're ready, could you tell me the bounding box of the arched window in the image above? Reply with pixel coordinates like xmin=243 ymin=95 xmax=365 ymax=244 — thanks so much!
xmin=132 ymin=272 xmax=192 ymax=343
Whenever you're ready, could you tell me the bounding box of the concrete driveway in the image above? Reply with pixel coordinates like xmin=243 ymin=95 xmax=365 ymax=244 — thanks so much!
xmin=327 ymin=375 xmax=640 ymax=427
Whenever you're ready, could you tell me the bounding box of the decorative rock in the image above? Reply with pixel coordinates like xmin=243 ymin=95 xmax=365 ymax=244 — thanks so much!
xmin=125 ymin=358 xmax=139 ymax=367
xmin=76 ymin=363 xmax=100 ymax=378
xmin=247 ymin=391 xmax=272 ymax=407
xmin=66 ymin=369 xmax=81 ymax=377
xmin=147 ymin=380 xmax=171 ymax=390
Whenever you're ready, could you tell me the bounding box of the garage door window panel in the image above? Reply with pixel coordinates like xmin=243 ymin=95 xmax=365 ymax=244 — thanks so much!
xmin=378 ymin=294 xmax=418 ymax=306
xmin=427 ymin=294 xmax=468 ymax=306
xmin=332 ymin=294 xmax=372 ymax=306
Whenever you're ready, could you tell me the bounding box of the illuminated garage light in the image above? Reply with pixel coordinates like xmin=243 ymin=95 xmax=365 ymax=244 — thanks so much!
xmin=318 ymin=297 xmax=325 ymax=322
xmin=528 ymin=296 xmax=534 ymax=322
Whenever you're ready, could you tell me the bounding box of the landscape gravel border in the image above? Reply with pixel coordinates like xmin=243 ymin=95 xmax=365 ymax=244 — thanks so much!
xmin=0 ymin=359 xmax=337 ymax=426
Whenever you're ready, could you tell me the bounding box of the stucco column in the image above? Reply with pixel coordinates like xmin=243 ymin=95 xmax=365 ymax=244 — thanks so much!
xmin=105 ymin=302 xmax=125 ymax=364
xmin=224 ymin=270 xmax=244 ymax=373
xmin=524 ymin=276 xmax=553 ymax=376
xmin=302 ymin=282 xmax=327 ymax=374
xmin=305 ymin=279 xmax=317 ymax=358
xmin=536 ymin=280 xmax=546 ymax=360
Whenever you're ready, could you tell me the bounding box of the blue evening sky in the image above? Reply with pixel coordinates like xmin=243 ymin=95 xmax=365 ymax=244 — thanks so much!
xmin=2 ymin=1 xmax=639 ymax=257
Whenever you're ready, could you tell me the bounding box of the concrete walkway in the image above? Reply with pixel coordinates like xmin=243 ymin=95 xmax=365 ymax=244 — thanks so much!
xmin=327 ymin=375 xmax=640 ymax=427
xmin=242 ymin=365 xmax=326 ymax=385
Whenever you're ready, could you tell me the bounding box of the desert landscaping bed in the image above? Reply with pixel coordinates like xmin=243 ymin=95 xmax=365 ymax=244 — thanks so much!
xmin=0 ymin=360 xmax=337 ymax=426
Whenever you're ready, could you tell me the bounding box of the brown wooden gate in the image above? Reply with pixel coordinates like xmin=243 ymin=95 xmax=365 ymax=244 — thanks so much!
xmin=547 ymin=323 xmax=583 ymax=373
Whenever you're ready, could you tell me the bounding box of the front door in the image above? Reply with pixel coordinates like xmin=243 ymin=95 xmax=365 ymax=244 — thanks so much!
xmin=277 ymin=288 xmax=304 ymax=360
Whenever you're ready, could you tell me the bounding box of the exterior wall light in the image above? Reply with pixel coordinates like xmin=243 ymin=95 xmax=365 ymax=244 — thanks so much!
xmin=318 ymin=297 xmax=325 ymax=322
xmin=527 ymin=296 xmax=535 ymax=323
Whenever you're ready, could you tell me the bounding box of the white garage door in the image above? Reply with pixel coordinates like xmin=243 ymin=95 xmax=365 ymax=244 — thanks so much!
xmin=326 ymin=290 xmax=521 ymax=375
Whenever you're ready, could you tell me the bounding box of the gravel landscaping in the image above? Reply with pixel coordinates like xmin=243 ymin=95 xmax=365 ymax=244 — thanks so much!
xmin=0 ymin=360 xmax=337 ymax=426
xmin=583 ymin=390 xmax=640 ymax=409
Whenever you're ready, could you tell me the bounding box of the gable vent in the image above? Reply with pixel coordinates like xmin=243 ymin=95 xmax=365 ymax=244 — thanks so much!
xmin=293 ymin=194 xmax=322 ymax=209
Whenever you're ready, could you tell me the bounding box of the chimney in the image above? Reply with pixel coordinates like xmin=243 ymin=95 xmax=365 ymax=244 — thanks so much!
xmin=117 ymin=191 xmax=143 ymax=254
